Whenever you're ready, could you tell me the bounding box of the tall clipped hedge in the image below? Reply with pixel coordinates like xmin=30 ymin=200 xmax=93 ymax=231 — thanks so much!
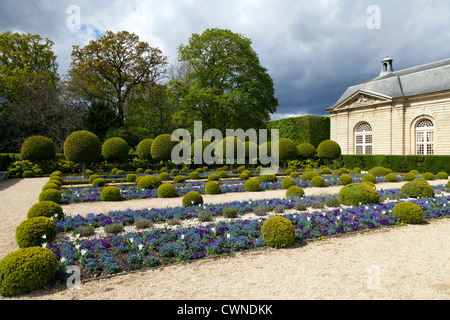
xmin=267 ymin=115 xmax=330 ymax=148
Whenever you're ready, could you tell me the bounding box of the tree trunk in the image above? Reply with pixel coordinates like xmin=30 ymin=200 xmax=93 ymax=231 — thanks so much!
xmin=81 ymin=161 xmax=86 ymax=179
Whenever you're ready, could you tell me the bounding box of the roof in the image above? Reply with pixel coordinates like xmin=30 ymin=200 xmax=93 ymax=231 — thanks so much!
xmin=328 ymin=57 xmax=450 ymax=111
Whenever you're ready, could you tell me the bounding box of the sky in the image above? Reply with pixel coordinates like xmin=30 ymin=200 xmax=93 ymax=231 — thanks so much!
xmin=1 ymin=0 xmax=450 ymax=120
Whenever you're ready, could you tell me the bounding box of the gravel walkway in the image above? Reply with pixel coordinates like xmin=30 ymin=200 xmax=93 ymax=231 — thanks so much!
xmin=1 ymin=177 xmax=449 ymax=300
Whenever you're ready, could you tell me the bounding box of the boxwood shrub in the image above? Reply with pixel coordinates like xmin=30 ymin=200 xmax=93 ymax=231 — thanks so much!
xmin=338 ymin=183 xmax=379 ymax=206
xmin=39 ymin=189 xmax=61 ymax=204
xmin=261 ymin=216 xmax=296 ymax=249
xmin=100 ymin=186 xmax=121 ymax=201
xmin=27 ymin=201 xmax=64 ymax=220
xmin=393 ymin=202 xmax=423 ymax=224
xmin=157 ymin=183 xmax=177 ymax=198
xmin=15 ymin=217 xmax=57 ymax=248
xmin=205 ymin=181 xmax=221 ymax=194
xmin=182 ymin=191 xmax=203 ymax=207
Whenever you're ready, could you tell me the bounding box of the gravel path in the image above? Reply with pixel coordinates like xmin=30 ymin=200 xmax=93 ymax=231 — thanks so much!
xmin=1 ymin=177 xmax=449 ymax=300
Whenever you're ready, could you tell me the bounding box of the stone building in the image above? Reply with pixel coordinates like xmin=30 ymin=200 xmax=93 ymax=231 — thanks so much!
xmin=327 ymin=57 xmax=450 ymax=155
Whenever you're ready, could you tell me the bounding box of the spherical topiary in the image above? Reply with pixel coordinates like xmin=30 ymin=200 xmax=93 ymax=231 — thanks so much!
xmin=385 ymin=173 xmax=398 ymax=182
xmin=393 ymin=202 xmax=424 ymax=224
xmin=214 ymin=137 xmax=241 ymax=160
xmin=401 ymin=181 xmax=435 ymax=198
xmin=39 ymin=189 xmax=61 ymax=204
xmin=205 ymin=181 xmax=221 ymax=194
xmin=151 ymin=134 xmax=178 ymax=170
xmin=27 ymin=201 xmax=64 ymax=220
xmin=191 ymin=140 xmax=211 ymax=162
xmin=239 ymin=172 xmax=250 ymax=180
xmin=414 ymin=178 xmax=428 ymax=183
xmin=321 ymin=167 xmax=331 ymax=174
xmin=189 ymin=171 xmax=200 ymax=180
xmin=301 ymin=170 xmax=320 ymax=181
xmin=311 ymin=175 xmax=325 ymax=187
xmin=92 ymin=178 xmax=106 ymax=188
xmin=42 ymin=183 xmax=59 ymax=191
xmin=261 ymin=216 xmax=296 ymax=249
xmin=0 ymin=247 xmax=58 ymax=297
xmin=368 ymin=166 xmax=390 ymax=177
xmin=102 ymin=137 xmax=129 ymax=164
xmin=258 ymin=171 xmax=277 ymax=183
xmin=126 ymin=174 xmax=137 ymax=182
xmin=363 ymin=180 xmax=376 ymax=188
xmin=286 ymin=186 xmax=305 ymax=199
xmin=297 ymin=143 xmax=316 ymax=159
xmin=49 ymin=173 xmax=63 ymax=181
xmin=244 ymin=178 xmax=261 ymax=192
xmin=436 ymin=172 xmax=448 ymax=179
xmin=136 ymin=139 xmax=154 ymax=161
xmin=403 ymin=172 xmax=415 ymax=181
xmin=21 ymin=136 xmax=56 ymax=162
xmin=281 ymin=177 xmax=296 ymax=189
xmin=317 ymin=140 xmax=341 ymax=161
xmin=362 ymin=174 xmax=376 ymax=184
xmin=208 ymin=173 xmax=219 ymax=181
xmin=272 ymin=138 xmax=298 ymax=166
xmin=138 ymin=176 xmax=161 ymax=189
xmin=88 ymin=174 xmax=100 ymax=184
xmin=157 ymin=183 xmax=177 ymax=198
xmin=63 ymin=130 xmax=102 ymax=164
xmin=409 ymin=170 xmax=420 ymax=175
xmin=100 ymin=186 xmax=121 ymax=201
xmin=338 ymin=183 xmax=380 ymax=206
xmin=339 ymin=174 xmax=353 ymax=185
xmin=159 ymin=172 xmax=171 ymax=181
xmin=173 ymin=175 xmax=186 ymax=183
xmin=48 ymin=178 xmax=62 ymax=188
xmin=182 ymin=191 xmax=203 ymax=207
xmin=422 ymin=172 xmax=435 ymax=180
xmin=290 ymin=171 xmax=299 ymax=178
xmin=15 ymin=217 xmax=57 ymax=248
xmin=218 ymin=171 xmax=228 ymax=179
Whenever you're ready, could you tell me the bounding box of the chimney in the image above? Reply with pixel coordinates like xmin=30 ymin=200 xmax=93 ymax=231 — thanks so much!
xmin=380 ymin=56 xmax=394 ymax=76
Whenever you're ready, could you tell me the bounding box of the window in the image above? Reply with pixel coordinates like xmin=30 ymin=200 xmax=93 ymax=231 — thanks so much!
xmin=355 ymin=123 xmax=373 ymax=155
xmin=416 ymin=119 xmax=434 ymax=155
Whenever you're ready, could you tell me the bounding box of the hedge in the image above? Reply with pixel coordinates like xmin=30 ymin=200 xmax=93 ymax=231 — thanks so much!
xmin=342 ymin=155 xmax=450 ymax=174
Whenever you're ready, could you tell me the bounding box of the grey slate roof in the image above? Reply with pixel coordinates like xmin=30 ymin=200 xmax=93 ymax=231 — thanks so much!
xmin=328 ymin=57 xmax=450 ymax=111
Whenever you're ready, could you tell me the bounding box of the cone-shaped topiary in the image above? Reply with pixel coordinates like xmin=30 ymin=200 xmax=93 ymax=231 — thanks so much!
xmin=0 ymin=247 xmax=58 ymax=297
xmin=286 ymin=186 xmax=305 ymax=199
xmin=338 ymin=183 xmax=379 ymax=206
xmin=21 ymin=136 xmax=56 ymax=162
xmin=64 ymin=131 xmax=101 ymax=178
xmin=261 ymin=216 xmax=296 ymax=249
xmin=392 ymin=202 xmax=423 ymax=224
xmin=27 ymin=201 xmax=64 ymax=220
xmin=102 ymin=137 xmax=129 ymax=165
xmin=182 ymin=191 xmax=203 ymax=207
xmin=100 ymin=186 xmax=121 ymax=201
xmin=15 ymin=217 xmax=57 ymax=248
xmin=157 ymin=183 xmax=177 ymax=198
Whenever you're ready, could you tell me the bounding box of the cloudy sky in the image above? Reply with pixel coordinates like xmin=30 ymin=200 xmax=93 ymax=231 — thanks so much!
xmin=1 ymin=0 xmax=449 ymax=120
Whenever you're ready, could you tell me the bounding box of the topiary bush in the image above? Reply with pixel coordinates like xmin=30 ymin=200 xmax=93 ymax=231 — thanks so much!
xmin=102 ymin=137 xmax=129 ymax=165
xmin=15 ymin=217 xmax=57 ymax=248
xmin=21 ymin=136 xmax=56 ymax=162
xmin=297 ymin=143 xmax=316 ymax=159
xmin=189 ymin=171 xmax=200 ymax=180
xmin=88 ymin=174 xmax=100 ymax=184
xmin=258 ymin=171 xmax=277 ymax=183
xmin=23 ymin=170 xmax=35 ymax=178
xmin=39 ymin=189 xmax=61 ymax=204
xmin=422 ymin=172 xmax=435 ymax=180
xmin=281 ymin=177 xmax=296 ymax=189
xmin=436 ymin=172 xmax=448 ymax=179
xmin=157 ymin=183 xmax=177 ymax=198
xmin=239 ymin=172 xmax=250 ymax=180
xmin=0 ymin=247 xmax=58 ymax=297
xmin=218 ymin=171 xmax=228 ymax=178
xmin=151 ymin=134 xmax=178 ymax=172
xmin=286 ymin=186 xmax=305 ymax=199
xmin=301 ymin=170 xmax=320 ymax=181
xmin=159 ymin=172 xmax=171 ymax=181
xmin=126 ymin=174 xmax=137 ymax=182
xmin=311 ymin=176 xmax=325 ymax=187
xmin=338 ymin=183 xmax=379 ymax=206
xmin=261 ymin=216 xmax=296 ymax=249
xmin=400 ymin=181 xmax=435 ymax=199
xmin=42 ymin=183 xmax=59 ymax=191
xmin=173 ymin=175 xmax=186 ymax=183
xmin=182 ymin=191 xmax=203 ymax=207
xmin=208 ymin=173 xmax=219 ymax=181
xmin=385 ymin=173 xmax=398 ymax=182
xmin=317 ymin=140 xmax=341 ymax=163
xmin=27 ymin=201 xmax=64 ymax=220
xmin=403 ymin=172 xmax=415 ymax=181
xmin=368 ymin=166 xmax=390 ymax=176
xmin=244 ymin=178 xmax=261 ymax=192
xmin=272 ymin=138 xmax=298 ymax=170
xmin=138 ymin=176 xmax=161 ymax=189
xmin=92 ymin=178 xmax=106 ymax=188
xmin=205 ymin=181 xmax=221 ymax=194
xmin=100 ymin=186 xmax=121 ymax=201
xmin=136 ymin=139 xmax=154 ymax=162
xmin=362 ymin=174 xmax=376 ymax=184
xmin=223 ymin=207 xmax=238 ymax=218
xmin=339 ymin=174 xmax=353 ymax=185
xmin=392 ymin=202 xmax=423 ymax=224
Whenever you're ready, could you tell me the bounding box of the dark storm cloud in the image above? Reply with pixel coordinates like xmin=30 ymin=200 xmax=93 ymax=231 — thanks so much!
xmin=1 ymin=0 xmax=449 ymax=120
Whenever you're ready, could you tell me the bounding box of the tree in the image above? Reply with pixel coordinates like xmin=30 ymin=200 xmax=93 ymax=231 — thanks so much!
xmin=168 ymin=28 xmax=278 ymax=134
xmin=21 ymin=136 xmax=56 ymax=163
xmin=150 ymin=134 xmax=178 ymax=172
xmin=82 ymin=101 xmax=121 ymax=141
xmin=66 ymin=30 xmax=168 ymax=126
xmin=317 ymin=140 xmax=342 ymax=167
xmin=297 ymin=143 xmax=316 ymax=160
xmin=273 ymin=138 xmax=298 ymax=171
xmin=64 ymin=131 xmax=102 ymax=178
xmin=102 ymin=137 xmax=129 ymax=168
xmin=136 ymin=139 xmax=154 ymax=168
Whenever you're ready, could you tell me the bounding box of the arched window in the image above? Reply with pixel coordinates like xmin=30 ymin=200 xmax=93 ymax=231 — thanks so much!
xmin=416 ymin=119 xmax=434 ymax=155
xmin=355 ymin=123 xmax=373 ymax=155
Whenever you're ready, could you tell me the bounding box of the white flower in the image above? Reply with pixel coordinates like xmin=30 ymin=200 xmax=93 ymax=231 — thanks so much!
xmin=191 ymin=201 xmax=194 ymax=205
xmin=60 ymin=257 xmax=66 ymax=264
xmin=181 ymin=234 xmax=185 ymax=240
xmin=382 ymin=211 xmax=386 ymax=215
xmin=211 ymin=228 xmax=216 ymax=233
xmin=129 ymin=238 xmax=134 ymax=244
xmin=80 ymin=249 xmax=87 ymax=256
xmin=226 ymin=233 xmax=231 ymax=239
xmin=138 ymin=244 xmax=144 ymax=251
xmin=336 ymin=216 xmax=341 ymax=220
xmin=75 ymin=244 xmax=80 ymax=250
xmin=41 ymin=243 xmax=47 ymax=248
xmin=41 ymin=234 xmax=47 ymax=239
xmin=307 ymin=217 xmax=311 ymax=222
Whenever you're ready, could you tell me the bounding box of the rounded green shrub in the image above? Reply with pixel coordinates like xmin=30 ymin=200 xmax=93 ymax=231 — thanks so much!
xmin=39 ymin=189 xmax=61 ymax=204
xmin=100 ymin=186 xmax=121 ymax=201
xmin=23 ymin=171 xmax=35 ymax=178
xmin=317 ymin=140 xmax=341 ymax=161
xmin=48 ymin=179 xmax=62 ymax=188
xmin=239 ymin=172 xmax=250 ymax=180
xmin=258 ymin=171 xmax=277 ymax=183
xmin=321 ymin=167 xmax=331 ymax=174
xmin=401 ymin=181 xmax=435 ymax=198
xmin=88 ymin=174 xmax=100 ymax=184
xmin=159 ymin=172 xmax=171 ymax=181
xmin=338 ymin=183 xmax=380 ymax=206
xmin=136 ymin=168 xmax=144 ymax=173
xmin=218 ymin=171 xmax=228 ymax=178
xmin=422 ymin=172 xmax=435 ymax=180
xmin=301 ymin=170 xmax=320 ymax=181
xmin=311 ymin=175 xmax=325 ymax=187
xmin=290 ymin=171 xmax=299 ymax=178
xmin=92 ymin=178 xmax=106 ymax=188
xmin=151 ymin=134 xmax=179 ymax=169
xmin=0 ymin=247 xmax=58 ymax=297
xmin=281 ymin=177 xmax=296 ymax=189
xmin=339 ymin=174 xmax=353 ymax=185
xmin=244 ymin=178 xmax=261 ymax=192
xmin=15 ymin=217 xmax=57 ymax=248
xmin=286 ymin=186 xmax=305 ymax=199
xmin=189 ymin=171 xmax=200 ymax=180
xmin=42 ymin=183 xmax=59 ymax=191
xmin=223 ymin=207 xmax=238 ymax=219
xmin=403 ymin=172 xmax=415 ymax=181
xmin=362 ymin=174 xmax=376 ymax=184
xmin=171 ymin=168 xmax=179 ymax=174
xmin=261 ymin=216 xmax=296 ymax=249
xmin=63 ymin=130 xmax=102 ymax=164
xmin=414 ymin=178 xmax=428 ymax=183
xmin=297 ymin=143 xmax=316 ymax=159
xmin=111 ymin=168 xmax=118 ymax=174
xmin=436 ymin=172 xmax=448 ymax=179
xmin=126 ymin=174 xmax=137 ymax=182
xmin=385 ymin=173 xmax=398 ymax=182
xmin=182 ymin=191 xmax=203 ymax=207
xmin=363 ymin=180 xmax=376 ymax=188
xmin=157 ymin=183 xmax=176 ymax=198
xmin=173 ymin=175 xmax=186 ymax=183
xmin=102 ymin=137 xmax=129 ymax=164
xmin=49 ymin=174 xmax=63 ymax=181
xmin=393 ymin=202 xmax=424 ymax=224
xmin=136 ymin=139 xmax=154 ymax=161
xmin=205 ymin=181 xmax=221 ymax=194
xmin=272 ymin=138 xmax=298 ymax=163
xmin=409 ymin=170 xmax=420 ymax=175
xmin=116 ymin=170 xmax=125 ymax=175
xmin=21 ymin=136 xmax=56 ymax=162
xmin=368 ymin=166 xmax=390 ymax=177
xmin=27 ymin=201 xmax=64 ymax=220
xmin=208 ymin=173 xmax=219 ymax=181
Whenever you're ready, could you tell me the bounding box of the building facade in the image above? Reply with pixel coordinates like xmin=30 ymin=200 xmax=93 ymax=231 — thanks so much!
xmin=327 ymin=57 xmax=450 ymax=155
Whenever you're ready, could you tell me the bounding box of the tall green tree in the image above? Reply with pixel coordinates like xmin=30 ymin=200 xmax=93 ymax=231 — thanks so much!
xmin=168 ymin=28 xmax=278 ymax=134
xmin=66 ymin=30 xmax=169 ymax=127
